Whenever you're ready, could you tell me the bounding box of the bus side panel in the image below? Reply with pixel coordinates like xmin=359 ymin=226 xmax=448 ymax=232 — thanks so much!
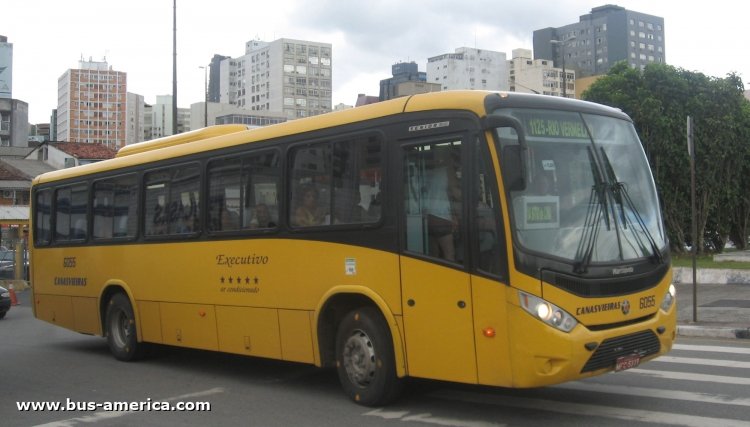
xmin=216 ymin=306 xmax=282 ymax=359
xmin=159 ymin=302 xmax=219 ymax=351
xmin=137 ymin=300 xmax=163 ymax=343
xmin=471 ymin=276 xmax=513 ymax=387
xmin=35 ymin=294 xmax=75 ymax=332
xmin=71 ymin=296 xmax=99 ymax=335
xmin=279 ymin=309 xmax=315 ymax=363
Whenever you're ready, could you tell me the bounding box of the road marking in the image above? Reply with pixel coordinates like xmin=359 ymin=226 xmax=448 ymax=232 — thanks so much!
xmin=673 ymin=344 xmax=750 ymax=355
xmin=628 ymin=369 xmax=750 ymax=385
xmin=32 ymin=387 xmax=224 ymax=427
xmin=364 ymin=408 xmax=505 ymax=427
xmin=556 ymin=382 xmax=750 ymax=407
xmin=430 ymin=390 xmax=750 ymax=427
xmin=651 ymin=356 xmax=750 ymax=369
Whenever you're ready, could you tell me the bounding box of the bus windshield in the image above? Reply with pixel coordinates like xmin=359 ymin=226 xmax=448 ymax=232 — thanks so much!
xmin=493 ymin=108 xmax=666 ymax=268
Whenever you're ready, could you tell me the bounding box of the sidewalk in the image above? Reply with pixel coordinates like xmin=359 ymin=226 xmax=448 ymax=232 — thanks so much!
xmin=673 ymin=252 xmax=750 ymax=339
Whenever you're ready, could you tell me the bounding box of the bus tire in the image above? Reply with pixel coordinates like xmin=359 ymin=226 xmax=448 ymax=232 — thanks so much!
xmin=105 ymin=293 xmax=145 ymax=361
xmin=335 ymin=307 xmax=403 ymax=406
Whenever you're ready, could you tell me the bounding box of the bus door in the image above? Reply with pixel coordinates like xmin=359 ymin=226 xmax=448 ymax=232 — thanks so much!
xmin=399 ymin=134 xmax=478 ymax=383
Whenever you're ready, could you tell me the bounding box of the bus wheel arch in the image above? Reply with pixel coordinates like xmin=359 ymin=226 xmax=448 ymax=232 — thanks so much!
xmin=99 ymin=284 xmax=146 ymax=361
xmin=315 ymin=290 xmax=405 ymax=406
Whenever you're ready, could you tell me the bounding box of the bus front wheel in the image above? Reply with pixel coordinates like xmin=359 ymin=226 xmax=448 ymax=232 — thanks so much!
xmin=335 ymin=307 xmax=403 ymax=406
xmin=105 ymin=293 xmax=144 ymax=361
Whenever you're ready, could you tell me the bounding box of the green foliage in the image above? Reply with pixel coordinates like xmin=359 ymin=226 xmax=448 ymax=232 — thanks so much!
xmin=582 ymin=64 xmax=750 ymax=253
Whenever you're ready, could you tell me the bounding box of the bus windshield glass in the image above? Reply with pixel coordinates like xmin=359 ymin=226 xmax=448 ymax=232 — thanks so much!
xmin=493 ymin=108 xmax=666 ymax=266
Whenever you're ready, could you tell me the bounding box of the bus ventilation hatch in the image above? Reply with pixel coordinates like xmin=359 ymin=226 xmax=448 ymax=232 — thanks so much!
xmin=581 ymin=330 xmax=660 ymax=373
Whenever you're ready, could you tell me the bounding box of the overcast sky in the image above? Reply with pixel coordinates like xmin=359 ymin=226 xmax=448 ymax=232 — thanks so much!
xmin=3 ymin=0 xmax=748 ymax=124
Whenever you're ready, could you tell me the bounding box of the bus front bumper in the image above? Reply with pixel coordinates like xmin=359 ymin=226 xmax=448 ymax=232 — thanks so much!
xmin=505 ymin=303 xmax=676 ymax=388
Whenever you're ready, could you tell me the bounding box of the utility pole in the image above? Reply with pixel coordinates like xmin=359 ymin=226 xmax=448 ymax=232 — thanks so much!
xmin=688 ymin=115 xmax=697 ymax=322
xmin=172 ymin=0 xmax=178 ymax=134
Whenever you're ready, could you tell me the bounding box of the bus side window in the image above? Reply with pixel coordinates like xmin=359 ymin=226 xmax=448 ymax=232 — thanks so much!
xmin=331 ymin=135 xmax=382 ymax=225
xmin=289 ymin=143 xmax=332 ymax=228
xmin=474 ymin=151 xmax=505 ymax=277
xmin=34 ymin=190 xmax=53 ymax=246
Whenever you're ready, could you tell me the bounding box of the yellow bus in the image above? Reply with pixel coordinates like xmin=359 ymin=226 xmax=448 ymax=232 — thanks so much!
xmin=30 ymin=91 xmax=676 ymax=406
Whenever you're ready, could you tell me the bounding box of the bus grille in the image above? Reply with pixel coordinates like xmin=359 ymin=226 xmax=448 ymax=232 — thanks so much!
xmin=581 ymin=330 xmax=660 ymax=373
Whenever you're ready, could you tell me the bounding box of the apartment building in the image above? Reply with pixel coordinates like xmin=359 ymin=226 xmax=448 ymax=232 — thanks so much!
xmin=56 ymin=58 xmax=127 ymax=150
xmin=219 ymin=38 xmax=332 ymax=120
xmin=509 ymin=48 xmax=575 ymax=97
xmin=533 ymin=4 xmax=665 ymax=77
xmin=145 ymin=95 xmax=191 ymax=140
xmin=427 ymin=47 xmax=509 ymax=92
xmin=0 ymin=35 xmax=29 ymax=148
xmin=379 ymin=62 xmax=440 ymax=101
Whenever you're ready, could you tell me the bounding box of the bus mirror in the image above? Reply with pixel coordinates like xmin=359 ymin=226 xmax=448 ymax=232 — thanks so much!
xmin=502 ymin=145 xmax=526 ymax=192
xmin=482 ymin=115 xmax=527 ymax=149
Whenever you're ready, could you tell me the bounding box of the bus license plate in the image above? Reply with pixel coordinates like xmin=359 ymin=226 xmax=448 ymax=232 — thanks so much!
xmin=615 ymin=354 xmax=640 ymax=371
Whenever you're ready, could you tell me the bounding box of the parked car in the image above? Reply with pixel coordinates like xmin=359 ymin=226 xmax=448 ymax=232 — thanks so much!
xmin=0 ymin=285 xmax=10 ymax=319
xmin=0 ymin=250 xmax=29 ymax=280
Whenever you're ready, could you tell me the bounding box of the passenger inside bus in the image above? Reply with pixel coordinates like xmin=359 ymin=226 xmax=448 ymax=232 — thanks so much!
xmin=221 ymin=209 xmax=240 ymax=230
xmin=249 ymin=204 xmax=276 ymax=228
xmin=292 ymin=185 xmax=327 ymax=227
xmin=425 ymin=151 xmax=461 ymax=261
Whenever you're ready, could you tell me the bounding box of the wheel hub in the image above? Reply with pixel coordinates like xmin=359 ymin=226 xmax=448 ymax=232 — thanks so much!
xmin=342 ymin=329 xmax=376 ymax=387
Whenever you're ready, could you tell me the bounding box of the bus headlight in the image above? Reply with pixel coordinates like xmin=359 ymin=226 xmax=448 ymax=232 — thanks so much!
xmin=519 ymin=291 xmax=578 ymax=333
xmin=660 ymin=284 xmax=676 ymax=312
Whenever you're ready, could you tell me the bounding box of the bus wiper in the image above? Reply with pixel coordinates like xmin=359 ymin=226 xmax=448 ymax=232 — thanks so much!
xmin=574 ymin=147 xmax=610 ymax=274
xmin=599 ymin=147 xmax=664 ymax=264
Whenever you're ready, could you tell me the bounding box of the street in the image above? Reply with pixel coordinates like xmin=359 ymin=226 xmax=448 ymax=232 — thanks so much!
xmin=2 ymin=291 xmax=750 ymax=427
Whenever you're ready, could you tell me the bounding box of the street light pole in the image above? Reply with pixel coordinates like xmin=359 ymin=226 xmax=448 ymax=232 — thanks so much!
xmin=199 ymin=65 xmax=208 ymax=127
xmin=551 ymin=36 xmax=576 ymax=98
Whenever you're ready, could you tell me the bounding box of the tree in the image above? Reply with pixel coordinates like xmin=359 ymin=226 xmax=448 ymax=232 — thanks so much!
xmin=583 ymin=63 xmax=749 ymax=254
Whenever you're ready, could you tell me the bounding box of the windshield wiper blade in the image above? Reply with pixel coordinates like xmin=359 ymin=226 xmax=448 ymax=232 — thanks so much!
xmin=574 ymin=147 xmax=610 ymax=273
xmin=599 ymin=147 xmax=664 ymax=264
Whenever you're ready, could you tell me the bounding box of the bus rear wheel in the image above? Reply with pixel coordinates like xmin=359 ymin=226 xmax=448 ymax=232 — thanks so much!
xmin=105 ymin=293 xmax=145 ymax=361
xmin=335 ymin=307 xmax=403 ymax=406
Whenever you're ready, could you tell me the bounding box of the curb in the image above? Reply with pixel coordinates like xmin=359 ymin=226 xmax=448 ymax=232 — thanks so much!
xmin=677 ymin=324 xmax=750 ymax=339
xmin=672 ymin=267 xmax=750 ymax=285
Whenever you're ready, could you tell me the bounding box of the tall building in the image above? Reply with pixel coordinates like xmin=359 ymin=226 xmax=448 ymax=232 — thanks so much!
xmin=509 ymin=48 xmax=575 ymax=97
xmin=0 ymin=35 xmax=29 ymax=147
xmin=220 ymin=38 xmax=332 ymax=119
xmin=427 ymin=47 xmax=509 ymax=92
xmin=208 ymin=54 xmax=230 ymax=103
xmin=379 ymin=62 xmax=439 ymax=101
xmin=0 ymin=35 xmax=11 ymax=99
xmin=125 ymin=92 xmax=145 ymax=146
xmin=146 ymin=95 xmax=191 ymax=140
xmin=533 ymin=4 xmax=665 ymax=78
xmin=56 ymin=58 xmax=127 ymax=150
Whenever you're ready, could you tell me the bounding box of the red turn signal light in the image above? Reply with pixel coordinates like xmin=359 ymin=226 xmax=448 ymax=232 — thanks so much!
xmin=482 ymin=327 xmax=496 ymax=338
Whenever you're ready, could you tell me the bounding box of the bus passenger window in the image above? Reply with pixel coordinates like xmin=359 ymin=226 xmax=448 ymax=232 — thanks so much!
xmin=290 ymin=143 xmax=331 ymax=228
xmin=34 ymin=190 xmax=52 ymax=246
xmin=332 ymin=135 xmax=382 ymax=225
